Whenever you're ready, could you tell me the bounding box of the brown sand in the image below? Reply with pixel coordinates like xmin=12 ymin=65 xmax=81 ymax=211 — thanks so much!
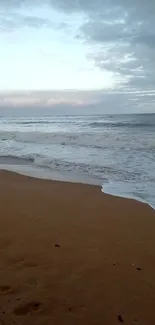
xmin=0 ymin=170 xmax=155 ymax=325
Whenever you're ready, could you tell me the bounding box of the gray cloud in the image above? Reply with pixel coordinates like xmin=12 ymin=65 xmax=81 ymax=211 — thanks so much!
xmin=0 ymin=11 xmax=69 ymax=32
xmin=47 ymin=0 xmax=155 ymax=95
xmin=0 ymin=13 xmax=53 ymax=31
xmin=0 ymin=90 xmax=155 ymax=114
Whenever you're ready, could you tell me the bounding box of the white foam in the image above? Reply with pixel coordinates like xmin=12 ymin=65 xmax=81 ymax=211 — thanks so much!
xmin=0 ymin=164 xmax=100 ymax=186
xmin=102 ymin=182 xmax=155 ymax=210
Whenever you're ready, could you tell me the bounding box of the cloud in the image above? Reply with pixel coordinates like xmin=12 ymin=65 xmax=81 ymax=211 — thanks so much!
xmin=0 ymin=90 xmax=105 ymax=107
xmin=0 ymin=90 xmax=155 ymax=114
xmin=47 ymin=0 xmax=155 ymax=95
xmin=0 ymin=0 xmax=70 ymax=32
xmin=0 ymin=13 xmax=54 ymax=31
xmin=0 ymin=11 xmax=69 ymax=32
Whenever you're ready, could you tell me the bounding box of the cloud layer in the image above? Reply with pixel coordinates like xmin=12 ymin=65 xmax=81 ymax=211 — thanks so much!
xmin=1 ymin=90 xmax=155 ymax=114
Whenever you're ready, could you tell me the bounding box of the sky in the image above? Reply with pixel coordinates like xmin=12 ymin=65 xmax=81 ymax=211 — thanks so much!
xmin=0 ymin=0 xmax=155 ymax=114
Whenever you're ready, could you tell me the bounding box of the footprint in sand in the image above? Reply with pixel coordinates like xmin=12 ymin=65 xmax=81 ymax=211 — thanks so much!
xmin=13 ymin=301 xmax=41 ymax=316
xmin=0 ymin=285 xmax=12 ymax=294
xmin=22 ymin=261 xmax=39 ymax=268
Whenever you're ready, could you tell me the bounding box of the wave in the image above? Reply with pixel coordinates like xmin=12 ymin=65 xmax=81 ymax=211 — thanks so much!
xmin=89 ymin=121 xmax=155 ymax=128
xmin=12 ymin=119 xmax=75 ymax=125
xmin=0 ymin=131 xmax=104 ymax=149
xmin=15 ymin=120 xmax=54 ymax=125
xmin=0 ymin=130 xmax=155 ymax=151
xmin=0 ymin=154 xmax=106 ymax=179
xmin=0 ymin=153 xmax=152 ymax=183
xmin=2 ymin=118 xmax=82 ymax=125
xmin=0 ymin=155 xmax=35 ymax=165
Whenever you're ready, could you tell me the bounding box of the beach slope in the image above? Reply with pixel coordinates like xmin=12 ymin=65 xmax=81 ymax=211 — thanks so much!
xmin=0 ymin=170 xmax=155 ymax=325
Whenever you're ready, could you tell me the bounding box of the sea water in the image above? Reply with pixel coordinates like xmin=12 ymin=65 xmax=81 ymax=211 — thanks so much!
xmin=0 ymin=113 xmax=154 ymax=208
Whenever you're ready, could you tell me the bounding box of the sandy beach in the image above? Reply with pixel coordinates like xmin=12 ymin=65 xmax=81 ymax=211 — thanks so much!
xmin=0 ymin=170 xmax=155 ymax=325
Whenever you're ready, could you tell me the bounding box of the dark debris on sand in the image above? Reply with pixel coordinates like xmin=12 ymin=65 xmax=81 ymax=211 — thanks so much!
xmin=118 ymin=314 xmax=124 ymax=322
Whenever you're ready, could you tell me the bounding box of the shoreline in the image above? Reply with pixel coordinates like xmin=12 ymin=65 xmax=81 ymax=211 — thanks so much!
xmin=0 ymin=170 xmax=155 ymax=324
xmin=102 ymin=184 xmax=155 ymax=211
xmin=0 ymin=163 xmax=154 ymax=211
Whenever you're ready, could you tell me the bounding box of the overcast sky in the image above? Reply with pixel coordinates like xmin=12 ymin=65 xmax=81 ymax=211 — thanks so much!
xmin=0 ymin=0 xmax=155 ymax=113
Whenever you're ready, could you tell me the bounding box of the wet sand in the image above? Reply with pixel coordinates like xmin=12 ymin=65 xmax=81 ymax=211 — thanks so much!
xmin=0 ymin=170 xmax=155 ymax=325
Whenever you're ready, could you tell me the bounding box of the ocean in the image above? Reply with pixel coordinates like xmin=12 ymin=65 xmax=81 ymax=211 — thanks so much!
xmin=0 ymin=113 xmax=155 ymax=209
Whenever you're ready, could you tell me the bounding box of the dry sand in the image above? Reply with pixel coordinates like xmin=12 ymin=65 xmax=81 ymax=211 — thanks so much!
xmin=0 ymin=170 xmax=155 ymax=325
